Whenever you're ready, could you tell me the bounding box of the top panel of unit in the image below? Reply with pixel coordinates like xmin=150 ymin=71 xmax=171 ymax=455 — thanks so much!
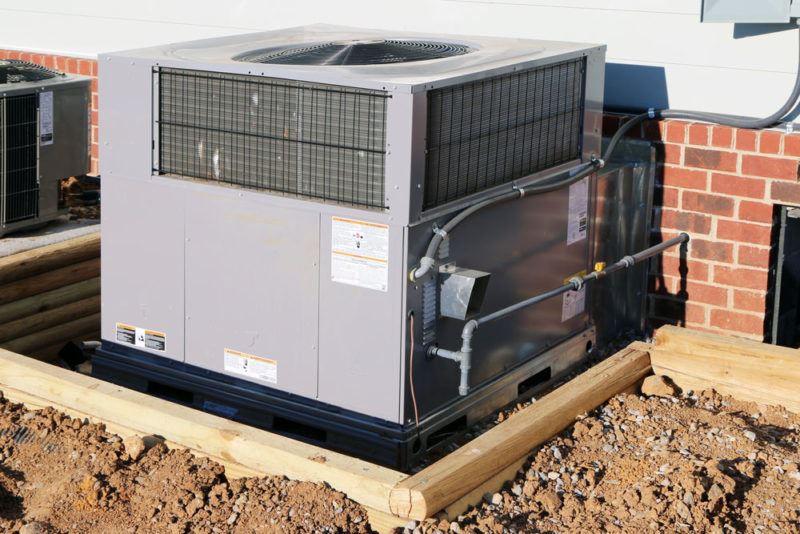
xmin=0 ymin=60 xmax=91 ymax=96
xmin=101 ymin=24 xmax=604 ymax=92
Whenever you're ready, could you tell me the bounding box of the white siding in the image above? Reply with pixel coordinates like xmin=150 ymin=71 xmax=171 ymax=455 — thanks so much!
xmin=0 ymin=0 xmax=796 ymax=118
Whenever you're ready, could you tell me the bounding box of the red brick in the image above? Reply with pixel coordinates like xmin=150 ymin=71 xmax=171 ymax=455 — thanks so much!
xmin=660 ymin=209 xmax=712 ymax=234
xmin=714 ymin=265 xmax=769 ymax=290
xmin=688 ymin=124 xmax=710 ymax=145
xmin=742 ymin=154 xmax=799 ymax=180
xmin=662 ymin=166 xmax=707 ymax=190
xmin=733 ymin=290 xmax=766 ymax=313
xmin=690 ymin=239 xmax=733 ymax=263
xmin=710 ymin=173 xmax=765 ymax=199
xmin=736 ymin=129 xmax=758 ymax=152
xmin=684 ymin=147 xmax=738 ymax=172
xmin=711 ymin=126 xmax=733 ymax=149
xmin=666 ymin=121 xmax=687 ymax=144
xmin=784 ymin=134 xmax=800 ymax=157
xmin=710 ymin=309 xmax=764 ymax=336
xmin=716 ymin=220 xmax=772 ymax=246
xmin=738 ymin=200 xmax=774 ymax=224
xmin=759 ymin=130 xmax=782 ymax=154
xmin=682 ymin=190 xmax=734 ymax=216
xmin=658 ymin=255 xmax=709 ymax=282
xmin=90 ymin=60 xmax=98 ymax=77
xmin=64 ymin=57 xmax=77 ymax=73
xmin=664 ymin=143 xmax=682 ymax=165
xmin=737 ymin=245 xmax=771 ymax=268
xmin=650 ymin=296 xmax=707 ymax=325
xmin=660 ymin=187 xmax=680 ymax=208
xmin=684 ymin=281 xmax=729 ymax=307
xmin=770 ymin=181 xmax=800 ymax=204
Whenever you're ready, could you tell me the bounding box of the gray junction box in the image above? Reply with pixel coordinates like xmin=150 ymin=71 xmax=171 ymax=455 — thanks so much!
xmin=96 ymin=25 xmax=606 ymax=468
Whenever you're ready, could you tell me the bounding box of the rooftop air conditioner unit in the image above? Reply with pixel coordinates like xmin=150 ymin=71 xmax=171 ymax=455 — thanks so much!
xmin=0 ymin=60 xmax=90 ymax=236
xmin=95 ymin=25 xmax=606 ymax=469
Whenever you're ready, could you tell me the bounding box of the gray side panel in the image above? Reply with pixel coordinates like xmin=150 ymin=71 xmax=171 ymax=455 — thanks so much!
xmin=100 ymin=176 xmax=186 ymax=361
xmin=100 ymin=58 xmax=186 ymax=361
xmin=184 ymin=188 xmax=320 ymax=399
xmin=39 ymin=83 xmax=91 ymax=219
xmin=318 ymin=215 xmax=404 ymax=423
xmin=405 ymin=185 xmax=590 ymax=419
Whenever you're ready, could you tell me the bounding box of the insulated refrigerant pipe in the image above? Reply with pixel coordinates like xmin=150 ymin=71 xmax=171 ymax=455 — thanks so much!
xmin=410 ymin=25 xmax=800 ymax=282
xmin=428 ymin=232 xmax=690 ymax=396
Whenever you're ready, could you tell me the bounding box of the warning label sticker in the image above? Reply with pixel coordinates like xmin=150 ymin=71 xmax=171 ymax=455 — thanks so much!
xmin=567 ymin=177 xmax=589 ymax=246
xmin=39 ymin=91 xmax=54 ymax=146
xmin=224 ymin=348 xmax=277 ymax=384
xmin=562 ymin=286 xmax=586 ymax=322
xmin=115 ymin=323 xmax=166 ymax=352
xmin=331 ymin=216 xmax=389 ymax=292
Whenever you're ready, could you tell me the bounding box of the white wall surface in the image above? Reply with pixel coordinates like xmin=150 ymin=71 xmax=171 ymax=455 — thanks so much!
xmin=0 ymin=0 xmax=797 ymax=118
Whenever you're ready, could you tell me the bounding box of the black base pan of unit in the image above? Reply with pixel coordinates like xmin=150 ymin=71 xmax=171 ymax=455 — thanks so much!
xmin=94 ymin=331 xmax=592 ymax=471
xmin=94 ymin=342 xmax=416 ymax=469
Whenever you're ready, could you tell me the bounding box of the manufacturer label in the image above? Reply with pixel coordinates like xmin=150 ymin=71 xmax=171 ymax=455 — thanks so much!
xmin=115 ymin=322 xmax=166 ymax=352
xmin=331 ymin=216 xmax=389 ymax=292
xmin=39 ymin=91 xmax=54 ymax=146
xmin=567 ymin=177 xmax=589 ymax=245
xmin=562 ymin=286 xmax=586 ymax=322
xmin=224 ymin=348 xmax=278 ymax=384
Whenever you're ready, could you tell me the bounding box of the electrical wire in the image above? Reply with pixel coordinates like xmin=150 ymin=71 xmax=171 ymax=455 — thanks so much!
xmin=408 ymin=312 xmax=420 ymax=431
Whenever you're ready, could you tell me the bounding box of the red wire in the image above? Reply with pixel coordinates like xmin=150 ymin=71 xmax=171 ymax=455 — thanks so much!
xmin=409 ymin=313 xmax=420 ymax=430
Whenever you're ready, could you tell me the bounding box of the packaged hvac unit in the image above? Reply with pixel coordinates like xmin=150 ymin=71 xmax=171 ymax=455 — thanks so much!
xmin=96 ymin=25 xmax=606 ymax=469
xmin=0 ymin=60 xmax=90 ymax=236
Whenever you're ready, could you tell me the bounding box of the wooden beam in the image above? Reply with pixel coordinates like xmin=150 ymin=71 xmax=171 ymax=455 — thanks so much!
xmin=1 ymin=313 xmax=101 ymax=354
xmin=389 ymin=347 xmax=652 ymax=520
xmin=0 ymin=232 xmax=100 ymax=285
xmin=0 ymin=278 xmax=100 ymax=324
xmin=0 ymin=296 xmax=100 ymax=342
xmin=0 ymin=349 xmax=406 ymax=517
xmin=651 ymin=325 xmax=800 ymax=413
xmin=0 ymin=258 xmax=101 ymax=305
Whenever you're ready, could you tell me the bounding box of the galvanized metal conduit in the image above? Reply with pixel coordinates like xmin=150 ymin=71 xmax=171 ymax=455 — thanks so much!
xmin=429 ymin=233 xmax=690 ymax=395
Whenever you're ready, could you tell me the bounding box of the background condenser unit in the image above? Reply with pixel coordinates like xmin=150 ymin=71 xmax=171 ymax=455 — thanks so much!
xmin=95 ymin=25 xmax=606 ymax=469
xmin=0 ymin=60 xmax=90 ymax=236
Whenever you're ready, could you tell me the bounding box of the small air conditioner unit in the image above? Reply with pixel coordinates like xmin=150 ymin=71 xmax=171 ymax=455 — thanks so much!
xmin=0 ymin=60 xmax=91 ymax=236
xmin=95 ymin=25 xmax=606 ymax=469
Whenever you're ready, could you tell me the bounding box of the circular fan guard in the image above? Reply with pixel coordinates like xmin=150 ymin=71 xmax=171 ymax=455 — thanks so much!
xmin=0 ymin=60 xmax=62 ymax=84
xmin=233 ymin=39 xmax=474 ymax=66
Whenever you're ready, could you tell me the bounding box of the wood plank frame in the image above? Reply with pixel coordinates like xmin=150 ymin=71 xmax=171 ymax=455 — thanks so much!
xmin=0 ymin=324 xmax=795 ymax=532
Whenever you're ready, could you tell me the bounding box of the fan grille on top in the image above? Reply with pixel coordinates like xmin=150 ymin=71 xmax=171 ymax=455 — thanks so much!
xmin=0 ymin=60 xmax=62 ymax=84
xmin=233 ymin=39 xmax=474 ymax=65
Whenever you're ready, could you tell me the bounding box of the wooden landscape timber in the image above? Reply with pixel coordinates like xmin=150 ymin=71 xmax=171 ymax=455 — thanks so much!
xmin=0 ymin=322 xmax=797 ymax=532
xmin=0 ymin=232 xmax=101 ymax=361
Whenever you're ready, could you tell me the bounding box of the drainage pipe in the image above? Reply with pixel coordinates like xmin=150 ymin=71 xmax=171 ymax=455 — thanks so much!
xmin=428 ymin=232 xmax=690 ymax=395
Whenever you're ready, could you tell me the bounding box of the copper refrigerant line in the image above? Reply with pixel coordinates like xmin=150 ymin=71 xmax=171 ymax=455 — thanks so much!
xmin=428 ymin=233 xmax=689 ymax=396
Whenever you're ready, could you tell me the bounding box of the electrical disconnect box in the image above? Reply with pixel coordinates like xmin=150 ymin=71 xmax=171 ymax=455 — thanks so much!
xmin=702 ymin=0 xmax=800 ymax=23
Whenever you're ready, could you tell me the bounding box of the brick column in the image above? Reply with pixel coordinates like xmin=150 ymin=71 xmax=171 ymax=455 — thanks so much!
xmin=606 ymin=114 xmax=800 ymax=340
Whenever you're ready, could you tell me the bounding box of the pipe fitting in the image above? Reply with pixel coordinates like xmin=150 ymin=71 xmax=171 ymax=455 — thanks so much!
xmin=410 ymin=256 xmax=435 ymax=282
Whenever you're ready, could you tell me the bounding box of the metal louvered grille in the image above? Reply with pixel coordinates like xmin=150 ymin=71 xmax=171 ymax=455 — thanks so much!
xmin=0 ymin=94 xmax=39 ymax=225
xmin=157 ymin=68 xmax=389 ymax=209
xmin=423 ymin=58 xmax=586 ymax=210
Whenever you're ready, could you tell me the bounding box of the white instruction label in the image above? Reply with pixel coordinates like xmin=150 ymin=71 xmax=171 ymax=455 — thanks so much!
xmin=562 ymin=287 xmax=586 ymax=322
xmin=567 ymin=177 xmax=589 ymax=245
xmin=331 ymin=217 xmax=389 ymax=292
xmin=224 ymin=348 xmax=277 ymax=384
xmin=115 ymin=322 xmax=166 ymax=352
xmin=39 ymin=91 xmax=54 ymax=146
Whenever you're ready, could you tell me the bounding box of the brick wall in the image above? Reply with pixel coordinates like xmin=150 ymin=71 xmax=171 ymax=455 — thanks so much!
xmin=0 ymin=50 xmax=98 ymax=175
xmin=605 ymin=114 xmax=800 ymax=341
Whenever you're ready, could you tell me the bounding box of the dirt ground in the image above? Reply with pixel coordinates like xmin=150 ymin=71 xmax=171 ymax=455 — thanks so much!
xmin=0 ymin=392 xmax=372 ymax=534
xmin=1 ymin=379 xmax=798 ymax=534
